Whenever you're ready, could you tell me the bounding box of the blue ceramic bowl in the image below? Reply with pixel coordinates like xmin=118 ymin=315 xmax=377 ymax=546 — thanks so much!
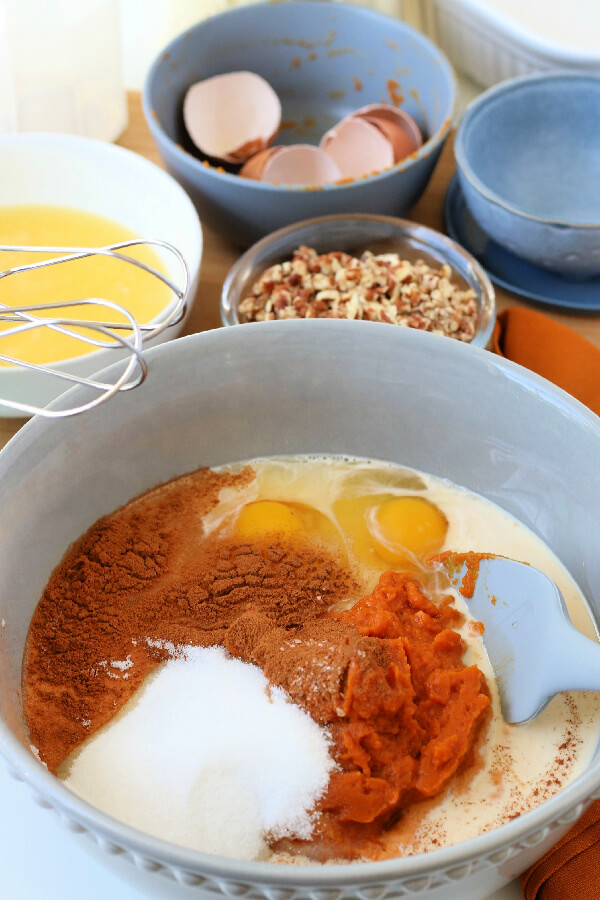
xmin=455 ymin=72 xmax=600 ymax=280
xmin=143 ymin=1 xmax=456 ymax=247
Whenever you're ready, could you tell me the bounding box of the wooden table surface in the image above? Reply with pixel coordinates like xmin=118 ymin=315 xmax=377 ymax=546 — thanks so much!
xmin=1 ymin=91 xmax=598 ymax=449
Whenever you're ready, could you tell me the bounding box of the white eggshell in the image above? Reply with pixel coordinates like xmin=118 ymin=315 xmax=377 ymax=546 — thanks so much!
xmin=183 ymin=71 xmax=281 ymax=164
xmin=260 ymin=145 xmax=342 ymax=186
xmin=320 ymin=117 xmax=394 ymax=180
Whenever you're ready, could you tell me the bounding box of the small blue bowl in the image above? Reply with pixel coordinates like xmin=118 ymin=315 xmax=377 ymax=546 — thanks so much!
xmin=455 ymin=72 xmax=600 ymax=280
xmin=143 ymin=0 xmax=456 ymax=247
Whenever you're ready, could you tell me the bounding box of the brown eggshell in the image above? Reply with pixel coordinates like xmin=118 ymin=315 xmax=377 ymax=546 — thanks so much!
xmin=319 ymin=117 xmax=394 ymax=180
xmin=260 ymin=145 xmax=342 ymax=186
xmin=183 ymin=71 xmax=281 ymax=164
xmin=361 ymin=115 xmax=421 ymax=163
xmin=352 ymin=103 xmax=423 ymax=162
xmin=239 ymin=146 xmax=283 ymax=180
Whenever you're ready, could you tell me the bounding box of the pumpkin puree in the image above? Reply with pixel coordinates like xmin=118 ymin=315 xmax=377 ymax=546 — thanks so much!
xmin=283 ymin=571 xmax=491 ymax=860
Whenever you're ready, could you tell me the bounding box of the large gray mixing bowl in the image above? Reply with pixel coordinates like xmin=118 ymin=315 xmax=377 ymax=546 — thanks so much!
xmin=1 ymin=321 xmax=600 ymax=900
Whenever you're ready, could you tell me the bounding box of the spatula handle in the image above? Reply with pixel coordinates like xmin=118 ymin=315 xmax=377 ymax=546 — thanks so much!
xmin=548 ymin=623 xmax=600 ymax=694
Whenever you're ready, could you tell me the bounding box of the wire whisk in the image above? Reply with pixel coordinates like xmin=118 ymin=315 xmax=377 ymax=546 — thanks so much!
xmin=0 ymin=239 xmax=189 ymax=418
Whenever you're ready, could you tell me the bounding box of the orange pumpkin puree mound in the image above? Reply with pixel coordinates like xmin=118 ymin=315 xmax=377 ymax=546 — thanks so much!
xmin=431 ymin=550 xmax=498 ymax=599
xmin=295 ymin=571 xmax=490 ymax=861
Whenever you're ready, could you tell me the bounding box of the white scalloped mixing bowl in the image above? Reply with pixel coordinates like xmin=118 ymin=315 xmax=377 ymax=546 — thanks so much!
xmin=0 ymin=133 xmax=202 ymax=416
xmin=1 ymin=321 xmax=600 ymax=899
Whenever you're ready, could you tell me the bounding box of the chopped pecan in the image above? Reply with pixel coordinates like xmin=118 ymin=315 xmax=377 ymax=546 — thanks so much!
xmin=239 ymin=246 xmax=479 ymax=342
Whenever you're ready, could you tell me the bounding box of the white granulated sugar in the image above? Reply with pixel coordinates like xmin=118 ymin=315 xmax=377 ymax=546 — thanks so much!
xmin=62 ymin=645 xmax=335 ymax=859
xmin=96 ymin=658 xmax=132 ymax=680
xmin=29 ymin=744 xmax=47 ymax=768
xmin=110 ymin=655 xmax=133 ymax=671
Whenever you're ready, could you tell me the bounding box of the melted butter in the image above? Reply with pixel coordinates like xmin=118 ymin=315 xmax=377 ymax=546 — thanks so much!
xmin=0 ymin=205 xmax=172 ymax=366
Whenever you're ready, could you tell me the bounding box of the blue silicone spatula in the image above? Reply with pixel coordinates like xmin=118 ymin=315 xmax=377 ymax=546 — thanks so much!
xmin=444 ymin=556 xmax=600 ymax=725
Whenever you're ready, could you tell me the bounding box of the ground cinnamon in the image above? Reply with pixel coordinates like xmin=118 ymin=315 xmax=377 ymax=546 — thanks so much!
xmin=23 ymin=466 xmax=355 ymax=772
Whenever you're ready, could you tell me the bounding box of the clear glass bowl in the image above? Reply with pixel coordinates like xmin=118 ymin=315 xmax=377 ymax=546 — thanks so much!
xmin=220 ymin=214 xmax=495 ymax=348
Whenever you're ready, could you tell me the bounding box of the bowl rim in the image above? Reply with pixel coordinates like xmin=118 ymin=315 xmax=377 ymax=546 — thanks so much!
xmin=454 ymin=71 xmax=600 ymax=230
xmin=2 ymin=322 xmax=600 ymax=887
xmin=142 ymin=0 xmax=457 ymax=194
xmin=219 ymin=212 xmax=496 ymax=348
xmin=0 ymin=131 xmax=203 ymax=374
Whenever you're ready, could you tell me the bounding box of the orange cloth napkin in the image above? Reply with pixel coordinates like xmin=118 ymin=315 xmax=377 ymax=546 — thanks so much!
xmin=493 ymin=306 xmax=600 ymax=899
xmin=519 ymin=801 xmax=600 ymax=900
xmin=492 ymin=307 xmax=600 ymax=418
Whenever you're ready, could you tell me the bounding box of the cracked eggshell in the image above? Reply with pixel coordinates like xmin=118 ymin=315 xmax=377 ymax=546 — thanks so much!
xmin=260 ymin=145 xmax=342 ymax=186
xmin=239 ymin=146 xmax=283 ymax=180
xmin=183 ymin=71 xmax=281 ymax=164
xmin=352 ymin=103 xmax=423 ymax=163
xmin=320 ymin=117 xmax=394 ymax=180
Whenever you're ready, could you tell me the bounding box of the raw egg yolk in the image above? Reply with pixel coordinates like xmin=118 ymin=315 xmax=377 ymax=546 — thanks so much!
xmin=234 ymin=500 xmax=304 ymax=540
xmin=368 ymin=496 xmax=448 ymax=564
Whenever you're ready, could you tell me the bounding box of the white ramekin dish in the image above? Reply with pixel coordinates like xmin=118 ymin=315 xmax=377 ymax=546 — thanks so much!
xmin=1 ymin=322 xmax=600 ymax=899
xmin=423 ymin=0 xmax=600 ymax=89
xmin=0 ymin=133 xmax=202 ymax=417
